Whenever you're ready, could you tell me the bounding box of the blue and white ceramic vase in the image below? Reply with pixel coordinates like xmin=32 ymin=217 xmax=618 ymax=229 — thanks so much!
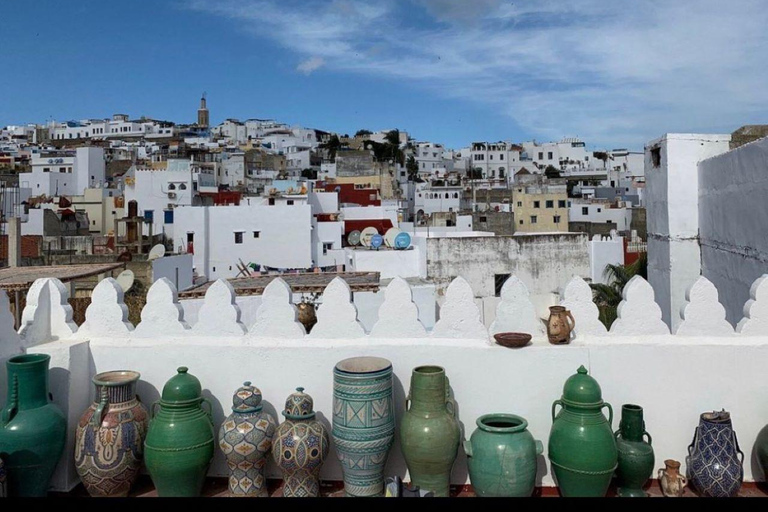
xmin=332 ymin=357 xmax=395 ymax=497
xmin=219 ymin=382 xmax=277 ymax=497
xmin=273 ymin=388 xmax=329 ymax=497
xmin=686 ymin=410 xmax=743 ymax=497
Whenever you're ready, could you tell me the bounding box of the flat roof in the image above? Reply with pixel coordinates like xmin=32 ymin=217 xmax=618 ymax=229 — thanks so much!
xmin=178 ymin=271 xmax=381 ymax=299
xmin=0 ymin=263 xmax=125 ymax=291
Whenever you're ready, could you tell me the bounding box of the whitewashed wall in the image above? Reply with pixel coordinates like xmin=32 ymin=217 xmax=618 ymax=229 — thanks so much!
xmin=8 ymin=272 xmax=768 ymax=493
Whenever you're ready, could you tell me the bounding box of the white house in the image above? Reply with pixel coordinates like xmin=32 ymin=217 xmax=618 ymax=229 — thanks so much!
xmin=413 ymin=184 xmax=462 ymax=217
xmin=469 ymin=142 xmax=522 ymax=182
xmin=20 ymin=147 xmax=105 ymax=197
xmin=569 ymin=200 xmax=633 ymax=232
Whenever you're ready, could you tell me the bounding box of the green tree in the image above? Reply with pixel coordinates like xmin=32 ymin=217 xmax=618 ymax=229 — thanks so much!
xmin=406 ymin=155 xmax=419 ymax=180
xmin=590 ymin=252 xmax=648 ymax=328
xmin=301 ymin=168 xmax=317 ymax=180
xmin=355 ymin=129 xmax=372 ymax=137
xmin=385 ymin=129 xmax=400 ymax=146
xmin=544 ymin=165 xmax=561 ymax=179
xmin=319 ymin=134 xmax=341 ymax=162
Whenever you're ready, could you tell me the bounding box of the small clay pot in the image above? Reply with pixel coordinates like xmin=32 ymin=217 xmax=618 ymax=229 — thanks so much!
xmin=493 ymin=332 xmax=532 ymax=348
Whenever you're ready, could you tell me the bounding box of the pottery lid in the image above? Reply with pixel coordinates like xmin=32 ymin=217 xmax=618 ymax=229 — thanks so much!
xmin=160 ymin=366 xmax=203 ymax=404
xmin=283 ymin=387 xmax=315 ymax=420
xmin=232 ymin=381 xmax=263 ymax=413
xmin=561 ymin=365 xmax=603 ymax=406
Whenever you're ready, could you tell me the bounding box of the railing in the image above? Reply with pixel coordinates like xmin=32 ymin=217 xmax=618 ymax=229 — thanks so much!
xmin=3 ymin=272 xmax=768 ymax=492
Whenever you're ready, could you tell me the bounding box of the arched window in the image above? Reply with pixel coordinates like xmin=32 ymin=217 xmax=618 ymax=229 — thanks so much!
xmin=179 ymin=183 xmax=187 ymax=190
xmin=454 ymin=193 xmax=459 ymax=199
xmin=168 ymin=183 xmax=176 ymax=190
xmin=445 ymin=193 xmax=449 ymax=199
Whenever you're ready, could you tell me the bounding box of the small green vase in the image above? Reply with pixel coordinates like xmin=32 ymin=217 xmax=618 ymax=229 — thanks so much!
xmin=614 ymin=404 xmax=654 ymax=497
xmin=465 ymin=414 xmax=543 ymax=497
xmin=548 ymin=365 xmax=617 ymax=497
xmin=144 ymin=367 xmax=215 ymax=497
xmin=400 ymin=365 xmax=460 ymax=497
xmin=0 ymin=353 xmax=67 ymax=497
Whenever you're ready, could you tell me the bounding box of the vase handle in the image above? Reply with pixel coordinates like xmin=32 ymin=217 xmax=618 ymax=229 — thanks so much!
xmin=687 ymin=427 xmax=697 ymax=456
xmin=601 ymin=402 xmax=613 ymax=425
xmin=463 ymin=440 xmax=473 ymax=458
xmin=202 ymin=398 xmax=214 ymax=423
xmin=90 ymin=387 xmax=109 ymax=429
xmin=643 ymin=431 xmax=653 ymax=445
xmin=733 ymin=430 xmax=745 ymax=465
xmin=0 ymin=374 xmax=18 ymax=426
xmin=405 ymin=392 xmax=411 ymax=412
xmin=679 ymin=474 xmax=688 ymax=488
xmin=150 ymin=400 xmax=160 ymax=419
xmin=566 ymin=310 xmax=576 ymax=336
xmin=551 ymin=399 xmax=562 ymax=422
xmin=535 ymin=440 xmax=544 ymax=456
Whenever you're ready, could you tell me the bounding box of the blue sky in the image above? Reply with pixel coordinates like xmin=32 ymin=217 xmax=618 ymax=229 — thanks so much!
xmin=2 ymin=1 xmax=768 ymax=151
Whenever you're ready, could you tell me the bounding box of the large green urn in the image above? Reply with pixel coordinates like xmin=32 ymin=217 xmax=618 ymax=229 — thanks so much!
xmin=465 ymin=413 xmax=543 ymax=497
xmin=0 ymin=353 xmax=66 ymax=497
xmin=400 ymin=365 xmax=460 ymax=497
xmin=548 ymin=365 xmax=617 ymax=497
xmin=614 ymin=404 xmax=654 ymax=497
xmin=144 ymin=367 xmax=215 ymax=497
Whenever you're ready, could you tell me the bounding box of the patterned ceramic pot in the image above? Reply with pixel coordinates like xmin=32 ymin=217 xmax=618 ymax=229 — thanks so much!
xmin=465 ymin=414 xmax=543 ymax=497
xmin=219 ymin=382 xmax=277 ymax=497
xmin=75 ymin=370 xmax=149 ymax=497
xmin=144 ymin=367 xmax=215 ymax=497
xmin=614 ymin=404 xmax=654 ymax=497
xmin=548 ymin=366 xmax=617 ymax=497
xmin=0 ymin=354 xmax=67 ymax=497
xmin=332 ymin=357 xmax=395 ymax=497
xmin=686 ymin=410 xmax=743 ymax=497
xmin=400 ymin=365 xmax=461 ymax=497
xmin=273 ymin=388 xmax=330 ymax=497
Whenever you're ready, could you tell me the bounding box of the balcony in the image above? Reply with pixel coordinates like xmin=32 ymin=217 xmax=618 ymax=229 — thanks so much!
xmin=3 ymin=272 xmax=768 ymax=494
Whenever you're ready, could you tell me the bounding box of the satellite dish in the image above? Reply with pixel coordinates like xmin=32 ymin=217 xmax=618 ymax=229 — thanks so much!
xmin=360 ymin=227 xmax=378 ymax=247
xmin=347 ymin=230 xmax=361 ymax=246
xmin=371 ymin=234 xmax=383 ymax=249
xmin=148 ymin=244 xmax=166 ymax=261
xmin=394 ymin=232 xmax=412 ymax=250
xmin=116 ymin=270 xmax=135 ymax=293
xmin=384 ymin=228 xmax=401 ymax=248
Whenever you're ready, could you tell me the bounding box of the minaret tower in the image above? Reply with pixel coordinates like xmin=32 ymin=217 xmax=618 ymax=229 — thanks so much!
xmin=197 ymin=92 xmax=209 ymax=128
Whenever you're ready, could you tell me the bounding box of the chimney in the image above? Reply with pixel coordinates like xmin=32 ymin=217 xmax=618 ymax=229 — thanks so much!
xmin=8 ymin=217 xmax=21 ymax=268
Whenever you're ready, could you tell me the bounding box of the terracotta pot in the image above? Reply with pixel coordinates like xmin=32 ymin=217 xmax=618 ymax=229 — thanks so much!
xmin=658 ymin=459 xmax=687 ymax=498
xmin=547 ymin=306 xmax=575 ymax=344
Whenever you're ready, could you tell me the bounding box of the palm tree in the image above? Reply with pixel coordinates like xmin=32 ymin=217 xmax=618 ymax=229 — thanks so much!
xmin=590 ymin=252 xmax=648 ymax=328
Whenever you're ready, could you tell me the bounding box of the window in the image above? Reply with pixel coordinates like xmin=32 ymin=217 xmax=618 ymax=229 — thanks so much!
xmin=179 ymin=183 xmax=187 ymax=190
xmin=519 ymin=219 xmax=523 ymax=225
xmin=489 ymin=155 xmax=493 ymax=160
xmin=533 ymin=201 xmax=540 ymax=208
xmin=168 ymin=183 xmax=176 ymax=190
xmin=494 ymin=274 xmax=510 ymax=297
xmin=43 ymin=167 xmax=50 ymax=172
xmin=517 ymin=201 xmax=522 ymax=207
xmin=554 ymin=215 xmax=561 ymax=223
xmin=59 ymin=167 xmax=66 ymax=172
xmin=322 ymin=242 xmax=333 ymax=255
xmin=234 ymin=232 xmax=244 ymax=244
xmin=187 ymin=233 xmax=194 ymax=243
xmin=500 ymin=154 xmax=504 ymax=160
xmin=558 ymin=200 xmax=566 ymax=208
xmin=268 ymin=198 xmax=275 ymax=205
xmin=582 ymin=207 xmax=589 ymax=215
xmin=538 ymin=152 xmax=543 ymax=160
xmin=530 ymin=215 xmax=538 ymax=224
xmin=253 ymin=231 xmax=260 ymax=238
xmin=400 ymin=171 xmax=405 ymax=177
xmin=548 ymin=152 xmax=553 ymax=160
xmin=546 ymin=200 xmax=554 ymax=208
xmin=144 ymin=210 xmax=154 ymax=222
xmin=164 ymin=210 xmax=174 ymax=224
xmin=597 ymin=208 xmax=602 ymax=213
xmin=480 ymin=216 xmax=487 ymax=223
xmin=651 ymin=147 xmax=661 ymax=167
xmin=287 ymin=200 xmax=294 ymax=205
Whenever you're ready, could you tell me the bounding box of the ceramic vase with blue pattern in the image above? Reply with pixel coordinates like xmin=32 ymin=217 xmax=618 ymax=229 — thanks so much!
xmin=332 ymin=357 xmax=395 ymax=497
xmin=686 ymin=410 xmax=743 ymax=497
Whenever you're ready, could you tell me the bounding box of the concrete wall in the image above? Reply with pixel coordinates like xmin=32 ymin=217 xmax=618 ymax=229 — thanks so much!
xmin=152 ymin=254 xmax=194 ymax=291
xmin=345 ymin=246 xmax=423 ymax=279
xmin=699 ymin=137 xmax=768 ymax=325
xmin=589 ymin=235 xmax=625 ymax=285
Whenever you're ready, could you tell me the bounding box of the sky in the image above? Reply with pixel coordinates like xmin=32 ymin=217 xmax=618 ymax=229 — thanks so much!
xmin=2 ymin=0 xmax=768 ymax=151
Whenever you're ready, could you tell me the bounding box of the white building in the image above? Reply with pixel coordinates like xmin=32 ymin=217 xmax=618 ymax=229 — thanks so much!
xmin=469 ymin=142 xmax=522 ymax=182
xmin=173 ymin=203 xmax=313 ymax=280
xmin=220 ymin=151 xmax=246 ymax=188
xmin=21 ymin=147 xmax=105 ymax=197
xmin=568 ymin=200 xmax=633 ymax=232
xmin=414 ymin=142 xmax=445 ymax=173
xmin=413 ymin=184 xmax=462 ymax=217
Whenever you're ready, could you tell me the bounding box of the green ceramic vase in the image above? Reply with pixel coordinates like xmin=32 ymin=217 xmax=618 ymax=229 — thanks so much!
xmin=0 ymin=353 xmax=67 ymax=497
xmin=614 ymin=404 xmax=654 ymax=497
xmin=548 ymin=365 xmax=617 ymax=497
xmin=465 ymin=414 xmax=543 ymax=497
xmin=400 ymin=365 xmax=460 ymax=497
xmin=144 ymin=367 xmax=215 ymax=497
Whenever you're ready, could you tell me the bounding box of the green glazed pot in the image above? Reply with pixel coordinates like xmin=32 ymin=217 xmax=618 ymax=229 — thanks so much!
xmin=614 ymin=404 xmax=654 ymax=497
xmin=465 ymin=414 xmax=543 ymax=497
xmin=0 ymin=353 xmax=67 ymax=497
xmin=548 ymin=365 xmax=617 ymax=497
xmin=144 ymin=367 xmax=215 ymax=497
xmin=400 ymin=365 xmax=460 ymax=497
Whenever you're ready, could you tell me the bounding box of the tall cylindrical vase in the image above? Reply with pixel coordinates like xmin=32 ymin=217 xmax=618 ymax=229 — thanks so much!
xmin=0 ymin=354 xmax=67 ymax=497
xmin=400 ymin=365 xmax=460 ymax=497
xmin=75 ymin=370 xmax=149 ymax=497
xmin=332 ymin=357 xmax=395 ymax=497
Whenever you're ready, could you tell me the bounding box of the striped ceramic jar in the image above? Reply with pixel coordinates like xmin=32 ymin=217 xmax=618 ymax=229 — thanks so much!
xmin=332 ymin=357 xmax=395 ymax=497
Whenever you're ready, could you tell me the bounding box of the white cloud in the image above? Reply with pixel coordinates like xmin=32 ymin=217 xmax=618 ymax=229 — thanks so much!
xmin=297 ymin=56 xmax=325 ymax=74
xmin=186 ymin=0 xmax=768 ymax=148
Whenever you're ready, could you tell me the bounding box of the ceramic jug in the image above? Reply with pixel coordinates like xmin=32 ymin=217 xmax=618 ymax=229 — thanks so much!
xmin=465 ymin=413 xmax=542 ymax=497
xmin=614 ymin=404 xmax=654 ymax=497
xmin=0 ymin=353 xmax=67 ymax=497
xmin=686 ymin=410 xmax=743 ymax=497
xmin=548 ymin=365 xmax=617 ymax=497
xmin=75 ymin=370 xmax=149 ymax=497
xmin=400 ymin=365 xmax=460 ymax=497
xmin=144 ymin=367 xmax=215 ymax=497
xmin=547 ymin=306 xmax=575 ymax=344
xmin=658 ymin=459 xmax=687 ymax=498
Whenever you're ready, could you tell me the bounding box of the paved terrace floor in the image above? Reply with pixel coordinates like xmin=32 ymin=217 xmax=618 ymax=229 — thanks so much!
xmin=0 ymin=263 xmax=125 ymax=291
xmin=178 ymin=271 xmax=381 ymax=298
xmin=52 ymin=477 xmax=768 ymax=497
